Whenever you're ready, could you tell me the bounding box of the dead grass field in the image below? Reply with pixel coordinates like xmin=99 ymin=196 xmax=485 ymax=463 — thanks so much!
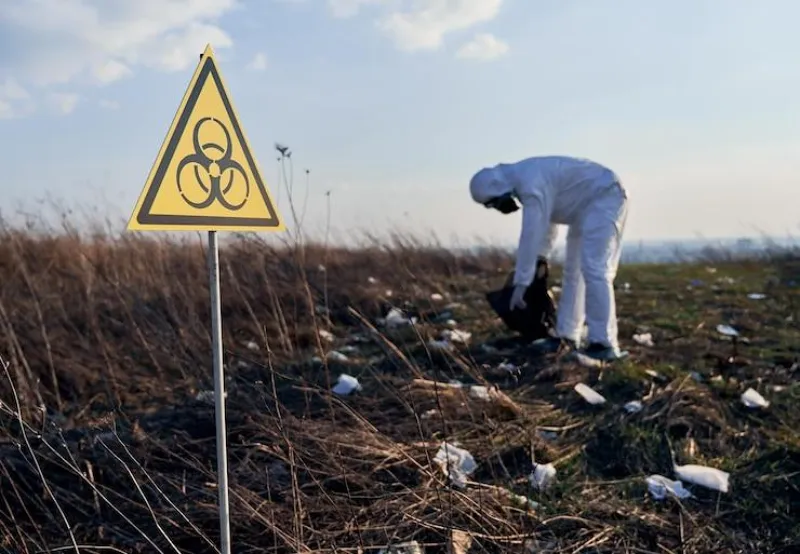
xmin=0 ymin=223 xmax=798 ymax=554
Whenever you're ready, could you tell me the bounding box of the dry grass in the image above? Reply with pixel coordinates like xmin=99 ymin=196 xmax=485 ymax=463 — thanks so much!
xmin=0 ymin=217 xmax=798 ymax=554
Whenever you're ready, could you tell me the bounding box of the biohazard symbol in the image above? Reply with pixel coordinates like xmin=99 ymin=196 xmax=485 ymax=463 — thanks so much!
xmin=126 ymin=44 xmax=284 ymax=232
xmin=176 ymin=117 xmax=249 ymax=211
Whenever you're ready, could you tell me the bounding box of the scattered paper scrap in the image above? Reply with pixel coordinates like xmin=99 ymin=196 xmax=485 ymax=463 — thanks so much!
xmin=633 ymin=333 xmax=654 ymax=347
xmin=431 ymin=293 xmax=444 ymax=301
xmin=574 ymin=383 xmax=606 ymax=405
xmin=246 ymin=340 xmax=259 ymax=351
xmin=741 ymin=387 xmax=769 ymax=408
xmin=529 ymin=462 xmax=557 ymax=490
xmin=318 ymin=330 xmax=335 ymax=343
xmin=748 ymin=293 xmax=767 ymax=300
xmin=382 ymin=308 xmax=417 ymax=328
xmin=469 ymin=385 xmax=495 ymax=401
xmin=674 ymin=463 xmax=730 ymax=493
xmin=434 ymin=443 xmax=477 ymax=489
xmin=332 ymin=374 xmax=361 ymax=396
xmin=646 ymin=474 xmax=692 ymax=500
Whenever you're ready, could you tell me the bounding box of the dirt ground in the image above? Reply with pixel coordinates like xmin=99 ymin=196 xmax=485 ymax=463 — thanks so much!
xmin=0 ymin=230 xmax=797 ymax=553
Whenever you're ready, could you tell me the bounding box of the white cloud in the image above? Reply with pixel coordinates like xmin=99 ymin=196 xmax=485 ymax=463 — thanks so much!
xmin=0 ymin=77 xmax=33 ymax=119
xmin=0 ymin=0 xmax=237 ymax=117
xmin=377 ymin=0 xmax=503 ymax=51
xmin=327 ymin=0 xmax=385 ymax=19
xmin=247 ymin=52 xmax=268 ymax=71
xmin=99 ymin=99 xmax=120 ymax=110
xmin=48 ymin=92 xmax=80 ymax=115
xmin=456 ymin=32 xmax=508 ymax=61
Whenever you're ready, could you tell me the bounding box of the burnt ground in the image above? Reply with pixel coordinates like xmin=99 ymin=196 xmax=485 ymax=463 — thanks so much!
xmin=0 ymin=229 xmax=798 ymax=553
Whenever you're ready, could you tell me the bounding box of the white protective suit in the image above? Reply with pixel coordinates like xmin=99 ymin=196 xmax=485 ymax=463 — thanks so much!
xmin=470 ymin=155 xmax=629 ymax=351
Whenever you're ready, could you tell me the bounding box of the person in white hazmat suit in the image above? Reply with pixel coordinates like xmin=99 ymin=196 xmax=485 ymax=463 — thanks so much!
xmin=469 ymin=155 xmax=629 ymax=361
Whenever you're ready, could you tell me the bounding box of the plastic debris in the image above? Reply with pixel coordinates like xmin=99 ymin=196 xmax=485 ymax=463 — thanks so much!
xmin=428 ymin=339 xmax=453 ymax=351
xmin=572 ymin=352 xmax=604 ymax=368
xmin=574 ymin=383 xmax=606 ymax=405
xmin=442 ymin=329 xmax=472 ymax=344
xmin=646 ymin=474 xmax=692 ymax=500
xmin=246 ymin=341 xmax=259 ymax=351
xmin=382 ymin=308 xmax=417 ymax=328
xmin=332 ymin=374 xmax=361 ymax=395
xmin=326 ymin=350 xmax=349 ymax=363
xmin=434 ymin=443 xmax=477 ymax=488
xmin=498 ymin=362 xmax=519 ymax=374
xmin=445 ymin=319 xmax=458 ymax=328
xmin=529 ymin=462 xmax=557 ymax=490
xmin=317 ymin=264 xmax=326 ymax=272
xmin=716 ymin=324 xmax=739 ymax=337
xmin=318 ymin=330 xmax=335 ymax=343
xmin=633 ymin=333 xmax=654 ymax=347
xmin=469 ymin=385 xmax=494 ymax=401
xmin=674 ymin=463 xmax=730 ymax=493
xmin=741 ymin=387 xmax=769 ymax=408
xmin=748 ymin=293 xmax=767 ymax=300
xmin=367 ymin=276 xmax=378 ymax=284
xmin=430 ymin=293 xmax=444 ymax=301
xmin=378 ymin=541 xmax=423 ymax=554
xmin=624 ymin=400 xmax=643 ymax=414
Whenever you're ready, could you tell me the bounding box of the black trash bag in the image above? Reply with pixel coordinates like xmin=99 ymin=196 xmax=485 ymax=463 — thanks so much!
xmin=486 ymin=258 xmax=556 ymax=342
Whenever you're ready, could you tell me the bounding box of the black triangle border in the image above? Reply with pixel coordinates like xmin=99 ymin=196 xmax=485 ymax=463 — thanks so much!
xmin=136 ymin=57 xmax=281 ymax=228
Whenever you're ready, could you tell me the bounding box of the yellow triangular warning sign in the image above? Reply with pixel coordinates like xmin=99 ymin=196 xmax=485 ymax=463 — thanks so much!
xmin=127 ymin=44 xmax=284 ymax=232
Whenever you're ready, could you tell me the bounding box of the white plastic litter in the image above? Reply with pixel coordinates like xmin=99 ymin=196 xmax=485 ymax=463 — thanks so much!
xmin=338 ymin=345 xmax=359 ymax=354
xmin=529 ymin=463 xmax=557 ymax=490
xmin=383 ymin=308 xmax=416 ymax=328
xmin=246 ymin=341 xmax=259 ymax=351
xmin=624 ymin=400 xmax=643 ymax=414
xmin=367 ymin=276 xmax=378 ymax=284
xmin=748 ymin=293 xmax=766 ymax=300
xmin=428 ymin=339 xmax=453 ymax=351
xmin=498 ymin=362 xmax=519 ymax=374
xmin=469 ymin=385 xmax=494 ymax=401
xmin=332 ymin=374 xmax=361 ymax=395
xmin=326 ymin=350 xmax=349 ymax=363
xmin=573 ymin=352 xmax=604 ymax=368
xmin=646 ymin=474 xmax=692 ymax=500
xmin=317 ymin=264 xmax=326 ymax=272
xmin=434 ymin=443 xmax=477 ymax=488
xmin=574 ymin=383 xmax=606 ymax=405
xmin=378 ymin=541 xmax=423 ymax=554
xmin=716 ymin=324 xmax=739 ymax=337
xmin=633 ymin=333 xmax=654 ymax=347
xmin=318 ymin=330 xmax=335 ymax=343
xmin=445 ymin=319 xmax=458 ymax=328
xmin=431 ymin=293 xmax=444 ymax=301
xmin=741 ymin=387 xmax=769 ymax=408
xmin=442 ymin=329 xmax=472 ymax=344
xmin=674 ymin=463 xmax=730 ymax=493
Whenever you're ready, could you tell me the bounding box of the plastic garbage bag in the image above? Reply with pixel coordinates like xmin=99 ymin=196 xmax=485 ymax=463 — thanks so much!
xmin=486 ymin=258 xmax=556 ymax=341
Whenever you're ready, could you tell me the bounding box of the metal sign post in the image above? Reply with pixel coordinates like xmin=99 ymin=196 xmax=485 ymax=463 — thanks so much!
xmin=126 ymin=44 xmax=285 ymax=553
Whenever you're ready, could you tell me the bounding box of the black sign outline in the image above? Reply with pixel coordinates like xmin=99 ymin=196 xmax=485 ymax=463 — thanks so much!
xmin=136 ymin=56 xmax=281 ymax=228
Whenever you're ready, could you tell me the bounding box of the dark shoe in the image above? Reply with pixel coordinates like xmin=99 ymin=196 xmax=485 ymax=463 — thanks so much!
xmin=530 ymin=336 xmax=576 ymax=354
xmin=581 ymin=342 xmax=629 ymax=361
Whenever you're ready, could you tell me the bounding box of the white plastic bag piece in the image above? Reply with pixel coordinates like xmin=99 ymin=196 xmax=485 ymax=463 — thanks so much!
xmin=633 ymin=333 xmax=654 ymax=347
xmin=741 ymin=388 xmax=769 ymax=408
xmin=367 ymin=276 xmax=378 ymax=284
xmin=624 ymin=400 xmax=643 ymax=414
xmin=383 ymin=308 xmax=416 ymax=328
xmin=318 ymin=330 xmax=335 ymax=343
xmin=748 ymin=293 xmax=766 ymax=300
xmin=434 ymin=443 xmax=477 ymax=489
xmin=332 ymin=374 xmax=361 ymax=396
xmin=646 ymin=474 xmax=692 ymax=500
xmin=469 ymin=385 xmax=494 ymax=401
xmin=674 ymin=463 xmax=730 ymax=493
xmin=573 ymin=352 xmax=603 ymax=368
xmin=378 ymin=541 xmax=423 ymax=554
xmin=246 ymin=340 xmax=259 ymax=351
xmin=442 ymin=329 xmax=472 ymax=344
xmin=430 ymin=293 xmax=444 ymax=301
xmin=574 ymin=383 xmax=606 ymax=405
xmin=326 ymin=350 xmax=349 ymax=363
xmin=529 ymin=463 xmax=556 ymax=490
xmin=716 ymin=324 xmax=739 ymax=337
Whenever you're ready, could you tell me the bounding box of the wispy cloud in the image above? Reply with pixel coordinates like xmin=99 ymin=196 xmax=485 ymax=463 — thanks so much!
xmin=247 ymin=52 xmax=268 ymax=71
xmin=456 ymin=32 xmax=509 ymax=61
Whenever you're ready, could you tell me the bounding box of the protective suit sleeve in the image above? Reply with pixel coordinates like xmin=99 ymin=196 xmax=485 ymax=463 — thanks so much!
xmin=513 ymin=196 xmax=554 ymax=287
xmin=539 ymin=223 xmax=559 ymax=260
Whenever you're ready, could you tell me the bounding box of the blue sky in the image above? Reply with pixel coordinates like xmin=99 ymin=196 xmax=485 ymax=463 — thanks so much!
xmin=1 ymin=0 xmax=799 ymax=247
